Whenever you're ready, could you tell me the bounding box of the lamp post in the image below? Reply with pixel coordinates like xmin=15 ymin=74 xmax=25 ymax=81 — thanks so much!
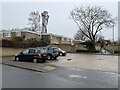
xmin=112 ymin=24 xmax=114 ymax=54
xmin=112 ymin=25 xmax=114 ymax=42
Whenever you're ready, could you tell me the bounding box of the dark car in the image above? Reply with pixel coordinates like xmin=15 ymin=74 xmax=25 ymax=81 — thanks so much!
xmin=55 ymin=48 xmax=67 ymax=56
xmin=14 ymin=48 xmax=48 ymax=63
xmin=45 ymin=47 xmax=67 ymax=56
xmin=42 ymin=47 xmax=60 ymax=60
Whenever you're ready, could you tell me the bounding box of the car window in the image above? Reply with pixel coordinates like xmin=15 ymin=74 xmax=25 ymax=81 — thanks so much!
xmin=36 ymin=50 xmax=41 ymax=53
xmin=53 ymin=48 xmax=58 ymax=51
xmin=28 ymin=49 xmax=36 ymax=53
xmin=22 ymin=49 xmax=29 ymax=54
xmin=42 ymin=48 xmax=47 ymax=50
xmin=48 ymin=48 xmax=53 ymax=51
xmin=36 ymin=49 xmax=46 ymax=53
xmin=41 ymin=50 xmax=47 ymax=53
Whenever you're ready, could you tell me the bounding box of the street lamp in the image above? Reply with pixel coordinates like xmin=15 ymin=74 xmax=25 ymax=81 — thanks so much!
xmin=112 ymin=24 xmax=115 ymax=54
xmin=112 ymin=25 xmax=114 ymax=42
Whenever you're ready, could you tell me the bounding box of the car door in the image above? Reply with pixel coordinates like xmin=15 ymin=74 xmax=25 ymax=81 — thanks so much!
xmin=21 ymin=49 xmax=30 ymax=61
xmin=27 ymin=49 xmax=36 ymax=61
xmin=52 ymin=48 xmax=59 ymax=56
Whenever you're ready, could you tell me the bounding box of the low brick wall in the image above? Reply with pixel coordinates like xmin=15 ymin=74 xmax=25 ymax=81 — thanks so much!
xmin=50 ymin=44 xmax=86 ymax=52
xmin=1 ymin=43 xmax=119 ymax=57
xmin=50 ymin=43 xmax=119 ymax=53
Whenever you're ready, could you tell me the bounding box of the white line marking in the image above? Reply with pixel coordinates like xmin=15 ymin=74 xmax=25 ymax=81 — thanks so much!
xmin=69 ymin=75 xmax=87 ymax=79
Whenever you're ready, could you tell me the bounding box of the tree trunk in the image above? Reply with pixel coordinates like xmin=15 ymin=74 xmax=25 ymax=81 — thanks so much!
xmin=91 ymin=40 xmax=96 ymax=51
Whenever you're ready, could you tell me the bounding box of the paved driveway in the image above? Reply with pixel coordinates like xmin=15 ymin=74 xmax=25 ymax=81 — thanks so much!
xmin=48 ymin=53 xmax=118 ymax=73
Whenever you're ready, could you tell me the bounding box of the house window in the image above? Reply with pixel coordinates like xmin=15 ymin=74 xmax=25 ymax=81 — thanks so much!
xmin=3 ymin=32 xmax=11 ymax=37
xmin=16 ymin=32 xmax=21 ymax=37
xmin=62 ymin=37 xmax=64 ymax=41
xmin=0 ymin=32 xmax=3 ymax=38
xmin=67 ymin=38 xmax=70 ymax=41
xmin=64 ymin=38 xmax=67 ymax=41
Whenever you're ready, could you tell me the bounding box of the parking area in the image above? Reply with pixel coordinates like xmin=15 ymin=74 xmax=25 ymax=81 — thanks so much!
xmin=47 ymin=53 xmax=118 ymax=73
xmin=2 ymin=53 xmax=118 ymax=73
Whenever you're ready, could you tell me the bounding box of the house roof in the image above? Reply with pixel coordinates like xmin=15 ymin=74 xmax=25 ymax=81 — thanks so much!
xmin=2 ymin=29 xmax=41 ymax=36
xmin=1 ymin=29 xmax=73 ymax=40
xmin=42 ymin=33 xmax=73 ymax=40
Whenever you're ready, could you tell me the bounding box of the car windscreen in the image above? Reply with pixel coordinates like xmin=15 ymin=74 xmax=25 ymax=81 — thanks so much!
xmin=58 ymin=48 xmax=62 ymax=51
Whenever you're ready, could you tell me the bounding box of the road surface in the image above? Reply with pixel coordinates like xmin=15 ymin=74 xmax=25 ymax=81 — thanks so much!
xmin=2 ymin=65 xmax=119 ymax=88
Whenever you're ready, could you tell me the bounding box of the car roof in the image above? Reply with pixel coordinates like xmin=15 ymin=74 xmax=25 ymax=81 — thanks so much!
xmin=27 ymin=48 xmax=36 ymax=49
xmin=26 ymin=48 xmax=44 ymax=50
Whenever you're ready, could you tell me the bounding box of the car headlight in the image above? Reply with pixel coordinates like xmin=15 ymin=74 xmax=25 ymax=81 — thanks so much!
xmin=15 ymin=54 xmax=18 ymax=56
xmin=62 ymin=51 xmax=66 ymax=53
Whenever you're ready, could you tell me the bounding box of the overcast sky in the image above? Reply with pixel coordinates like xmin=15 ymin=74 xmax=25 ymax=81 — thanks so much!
xmin=0 ymin=1 xmax=118 ymax=40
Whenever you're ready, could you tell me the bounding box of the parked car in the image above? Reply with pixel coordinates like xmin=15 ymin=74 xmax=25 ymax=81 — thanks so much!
xmin=55 ymin=48 xmax=67 ymax=56
xmin=45 ymin=47 xmax=67 ymax=56
xmin=14 ymin=48 xmax=48 ymax=63
xmin=42 ymin=47 xmax=60 ymax=60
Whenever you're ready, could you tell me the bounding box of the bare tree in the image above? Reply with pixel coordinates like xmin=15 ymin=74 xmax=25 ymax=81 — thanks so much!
xmin=28 ymin=11 xmax=41 ymax=32
xmin=70 ymin=5 xmax=116 ymax=49
xmin=74 ymin=29 xmax=87 ymax=41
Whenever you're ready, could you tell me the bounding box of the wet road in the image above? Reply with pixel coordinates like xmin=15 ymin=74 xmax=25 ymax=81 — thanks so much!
xmin=2 ymin=65 xmax=119 ymax=88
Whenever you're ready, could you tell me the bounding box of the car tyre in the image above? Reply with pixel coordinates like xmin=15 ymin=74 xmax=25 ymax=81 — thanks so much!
xmin=60 ymin=53 xmax=62 ymax=56
xmin=15 ymin=57 xmax=19 ymax=61
xmin=47 ymin=55 xmax=52 ymax=60
xmin=62 ymin=53 xmax=66 ymax=56
xmin=33 ymin=58 xmax=37 ymax=63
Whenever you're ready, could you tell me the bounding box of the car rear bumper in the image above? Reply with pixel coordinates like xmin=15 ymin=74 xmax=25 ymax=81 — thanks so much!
xmin=34 ymin=56 xmax=48 ymax=60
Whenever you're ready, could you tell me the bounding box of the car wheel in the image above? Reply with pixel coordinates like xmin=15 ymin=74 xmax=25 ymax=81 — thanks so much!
xmin=33 ymin=58 xmax=37 ymax=63
xmin=53 ymin=57 xmax=57 ymax=60
xmin=62 ymin=53 xmax=66 ymax=56
xmin=47 ymin=55 xmax=52 ymax=60
xmin=60 ymin=53 xmax=62 ymax=56
xmin=15 ymin=57 xmax=19 ymax=61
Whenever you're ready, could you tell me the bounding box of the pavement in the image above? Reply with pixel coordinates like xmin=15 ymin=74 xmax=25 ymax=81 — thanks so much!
xmin=2 ymin=53 xmax=119 ymax=73
xmin=2 ymin=65 xmax=119 ymax=88
xmin=2 ymin=57 xmax=58 ymax=73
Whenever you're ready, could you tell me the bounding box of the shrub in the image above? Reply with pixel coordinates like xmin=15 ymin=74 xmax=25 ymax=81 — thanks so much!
xmin=2 ymin=39 xmax=14 ymax=47
xmin=12 ymin=36 xmax=24 ymax=42
xmin=83 ymin=40 xmax=96 ymax=51
xmin=2 ymin=38 xmax=50 ymax=48
xmin=76 ymin=50 xmax=99 ymax=53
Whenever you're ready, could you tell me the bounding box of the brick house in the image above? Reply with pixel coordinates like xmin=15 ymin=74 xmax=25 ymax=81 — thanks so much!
xmin=0 ymin=29 xmax=83 ymax=52
xmin=1 ymin=29 xmax=41 ymax=40
xmin=0 ymin=29 xmax=73 ymax=44
xmin=41 ymin=33 xmax=73 ymax=44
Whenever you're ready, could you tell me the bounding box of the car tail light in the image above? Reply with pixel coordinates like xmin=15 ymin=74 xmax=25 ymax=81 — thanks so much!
xmin=43 ymin=54 xmax=47 ymax=56
xmin=38 ymin=54 xmax=41 ymax=56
